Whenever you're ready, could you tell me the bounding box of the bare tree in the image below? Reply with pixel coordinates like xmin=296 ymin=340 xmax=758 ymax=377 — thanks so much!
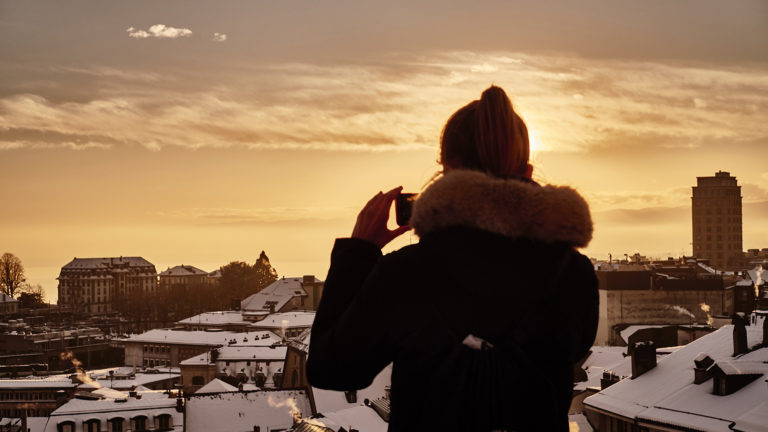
xmin=0 ymin=253 xmax=25 ymax=298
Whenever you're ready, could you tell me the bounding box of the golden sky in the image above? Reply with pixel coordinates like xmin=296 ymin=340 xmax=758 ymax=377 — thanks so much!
xmin=1 ymin=0 xmax=767 ymax=301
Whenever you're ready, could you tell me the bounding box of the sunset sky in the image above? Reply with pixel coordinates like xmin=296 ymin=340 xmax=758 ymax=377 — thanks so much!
xmin=1 ymin=0 xmax=767 ymax=302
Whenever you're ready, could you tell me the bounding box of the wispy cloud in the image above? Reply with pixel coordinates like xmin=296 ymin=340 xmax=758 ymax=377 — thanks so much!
xmin=126 ymin=24 xmax=192 ymax=39
xmin=1 ymin=51 xmax=766 ymax=153
xmin=212 ymin=33 xmax=227 ymax=42
xmin=158 ymin=206 xmax=351 ymax=226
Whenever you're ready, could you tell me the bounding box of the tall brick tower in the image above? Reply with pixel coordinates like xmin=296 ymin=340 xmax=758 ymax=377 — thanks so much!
xmin=692 ymin=171 xmax=743 ymax=269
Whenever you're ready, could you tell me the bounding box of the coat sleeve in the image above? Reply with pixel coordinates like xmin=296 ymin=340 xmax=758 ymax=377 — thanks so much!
xmin=306 ymin=237 xmax=399 ymax=390
xmin=563 ymin=252 xmax=599 ymax=363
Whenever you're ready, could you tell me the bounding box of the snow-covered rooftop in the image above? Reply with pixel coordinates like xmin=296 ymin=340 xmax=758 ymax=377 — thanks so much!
xmin=159 ymin=265 xmax=208 ymax=277
xmin=250 ymin=311 xmax=316 ymax=329
xmin=619 ymin=325 xmax=669 ymax=344
xmin=584 ymin=322 xmax=768 ymax=431
xmin=61 ymin=257 xmax=154 ymax=270
xmin=312 ymin=363 xmax=391 ymax=414
xmin=0 ymin=378 xmax=77 ymax=389
xmin=301 ymin=404 xmax=388 ymax=432
xmin=177 ymin=311 xmax=247 ymax=326
xmin=185 ymin=389 xmax=311 ymax=432
xmin=216 ymin=345 xmax=287 ymax=361
xmin=195 ymin=378 xmax=237 ymax=394
xmin=122 ymin=329 xmax=281 ymax=347
xmin=241 ymin=277 xmax=319 ymax=312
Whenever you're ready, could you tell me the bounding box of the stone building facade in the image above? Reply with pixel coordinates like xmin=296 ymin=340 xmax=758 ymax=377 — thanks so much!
xmin=57 ymin=257 xmax=157 ymax=315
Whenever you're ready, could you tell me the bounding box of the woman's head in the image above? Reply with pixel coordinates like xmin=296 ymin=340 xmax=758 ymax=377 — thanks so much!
xmin=440 ymin=85 xmax=531 ymax=179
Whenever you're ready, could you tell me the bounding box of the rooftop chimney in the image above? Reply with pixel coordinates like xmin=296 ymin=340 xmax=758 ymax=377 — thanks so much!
xmin=693 ymin=353 xmax=715 ymax=384
xmin=762 ymin=314 xmax=768 ymax=346
xmin=631 ymin=341 xmax=657 ymax=379
xmin=733 ymin=315 xmax=748 ymax=356
xmin=600 ymin=371 xmax=621 ymax=389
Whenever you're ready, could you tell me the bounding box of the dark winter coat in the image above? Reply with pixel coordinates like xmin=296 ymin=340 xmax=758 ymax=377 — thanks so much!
xmin=307 ymin=170 xmax=599 ymax=431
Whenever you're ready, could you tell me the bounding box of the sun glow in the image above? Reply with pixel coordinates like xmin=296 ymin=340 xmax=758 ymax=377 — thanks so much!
xmin=528 ymin=127 xmax=543 ymax=154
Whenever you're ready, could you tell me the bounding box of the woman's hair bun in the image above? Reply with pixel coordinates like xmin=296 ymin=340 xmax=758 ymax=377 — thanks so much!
xmin=474 ymin=85 xmax=529 ymax=178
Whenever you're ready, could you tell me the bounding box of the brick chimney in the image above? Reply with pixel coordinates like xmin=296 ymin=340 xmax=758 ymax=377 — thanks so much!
xmin=693 ymin=353 xmax=714 ymax=384
xmin=763 ymin=314 xmax=768 ymax=346
xmin=733 ymin=315 xmax=748 ymax=356
xmin=600 ymin=371 xmax=621 ymax=389
xmin=631 ymin=341 xmax=657 ymax=379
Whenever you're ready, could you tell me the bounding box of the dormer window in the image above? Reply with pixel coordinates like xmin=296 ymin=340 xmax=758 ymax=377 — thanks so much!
xmin=710 ymin=361 xmax=763 ymax=396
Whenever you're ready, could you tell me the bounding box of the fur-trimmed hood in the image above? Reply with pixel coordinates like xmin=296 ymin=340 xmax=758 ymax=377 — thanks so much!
xmin=410 ymin=170 xmax=593 ymax=247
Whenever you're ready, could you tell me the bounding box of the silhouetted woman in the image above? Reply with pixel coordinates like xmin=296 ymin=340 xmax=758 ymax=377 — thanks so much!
xmin=308 ymin=86 xmax=598 ymax=431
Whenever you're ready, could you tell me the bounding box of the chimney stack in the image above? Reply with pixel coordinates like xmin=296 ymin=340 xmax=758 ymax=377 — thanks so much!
xmin=600 ymin=371 xmax=621 ymax=389
xmin=733 ymin=314 xmax=748 ymax=356
xmin=631 ymin=341 xmax=657 ymax=379
xmin=693 ymin=353 xmax=714 ymax=384
xmin=762 ymin=314 xmax=768 ymax=346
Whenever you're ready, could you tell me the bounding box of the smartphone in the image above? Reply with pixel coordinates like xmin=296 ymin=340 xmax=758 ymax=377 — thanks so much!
xmin=395 ymin=193 xmax=417 ymax=226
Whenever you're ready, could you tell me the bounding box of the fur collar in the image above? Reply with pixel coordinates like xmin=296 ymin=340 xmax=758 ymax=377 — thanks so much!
xmin=410 ymin=170 xmax=593 ymax=247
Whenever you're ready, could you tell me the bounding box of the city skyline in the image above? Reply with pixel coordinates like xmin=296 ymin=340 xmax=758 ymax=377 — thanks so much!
xmin=1 ymin=0 xmax=767 ymax=301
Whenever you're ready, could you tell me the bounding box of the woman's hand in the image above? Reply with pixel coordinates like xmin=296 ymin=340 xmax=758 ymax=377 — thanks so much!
xmin=352 ymin=186 xmax=411 ymax=249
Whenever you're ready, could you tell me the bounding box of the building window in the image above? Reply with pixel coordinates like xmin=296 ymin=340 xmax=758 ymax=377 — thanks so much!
xmin=132 ymin=416 xmax=148 ymax=432
xmin=156 ymin=414 xmax=173 ymax=431
xmin=57 ymin=422 xmax=75 ymax=432
xmin=84 ymin=419 xmax=100 ymax=432
xmin=192 ymin=376 xmax=205 ymax=386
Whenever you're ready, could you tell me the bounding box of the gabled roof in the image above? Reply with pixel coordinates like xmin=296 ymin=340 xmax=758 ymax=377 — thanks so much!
xmin=241 ymin=277 xmax=315 ymax=312
xmin=195 ymin=379 xmax=237 ymax=393
xmin=159 ymin=265 xmax=208 ymax=277
xmin=584 ymin=320 xmax=768 ymax=431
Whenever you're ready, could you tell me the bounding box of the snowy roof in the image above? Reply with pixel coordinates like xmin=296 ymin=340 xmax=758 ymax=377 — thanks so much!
xmin=45 ymin=390 xmax=183 ymax=432
xmin=195 ymin=379 xmax=237 ymax=393
xmin=575 ymin=346 xmax=628 ymax=392
xmin=0 ymin=378 xmax=77 ymax=390
xmin=77 ymin=368 xmax=180 ymax=390
xmin=50 ymin=390 xmax=178 ymax=415
xmin=123 ymin=329 xmax=281 ymax=347
xmin=241 ymin=277 xmax=316 ymax=311
xmin=207 ymin=269 xmax=222 ymax=278
xmin=0 ymin=293 xmax=18 ymax=303
xmin=216 ymin=346 xmax=287 ymax=361
xmin=250 ymin=311 xmax=316 ymax=329
xmin=584 ymin=323 xmax=768 ymax=430
xmin=313 ymin=363 xmax=391 ymax=414
xmin=301 ymin=404 xmax=388 ymax=432
xmin=61 ymin=257 xmax=154 ymax=270
xmin=185 ymin=389 xmax=312 ymax=432
xmin=159 ymin=265 xmax=208 ymax=276
xmin=732 ymin=402 xmax=768 ymax=432
xmin=177 ymin=311 xmax=247 ymax=326
xmin=619 ymin=325 xmax=669 ymax=344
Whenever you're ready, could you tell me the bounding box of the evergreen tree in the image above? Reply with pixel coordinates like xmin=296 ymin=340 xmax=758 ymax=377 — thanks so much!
xmin=253 ymin=250 xmax=278 ymax=291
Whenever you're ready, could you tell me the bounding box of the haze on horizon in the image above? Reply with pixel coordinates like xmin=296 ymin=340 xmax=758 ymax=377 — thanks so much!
xmin=1 ymin=0 xmax=767 ymax=302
